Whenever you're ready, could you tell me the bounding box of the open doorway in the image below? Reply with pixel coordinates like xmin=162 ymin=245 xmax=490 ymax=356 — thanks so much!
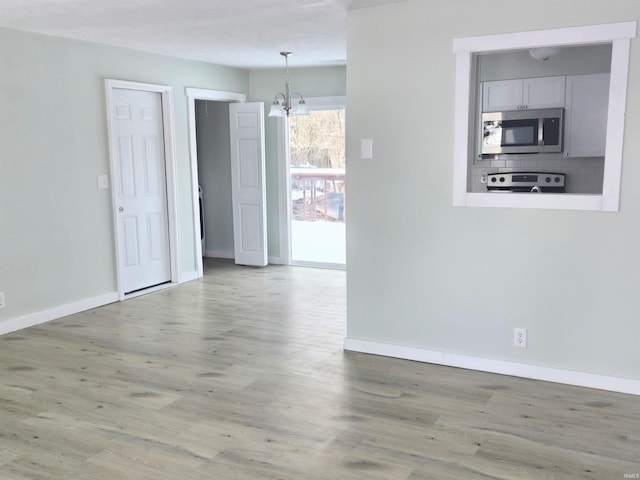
xmin=195 ymin=100 xmax=235 ymax=260
xmin=288 ymin=99 xmax=346 ymax=268
xmin=186 ymin=88 xmax=267 ymax=276
xmin=193 ymin=99 xmax=268 ymax=267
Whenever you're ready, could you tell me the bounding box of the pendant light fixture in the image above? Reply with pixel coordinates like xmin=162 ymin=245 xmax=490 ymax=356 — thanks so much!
xmin=529 ymin=46 xmax=561 ymax=61
xmin=268 ymin=52 xmax=309 ymax=117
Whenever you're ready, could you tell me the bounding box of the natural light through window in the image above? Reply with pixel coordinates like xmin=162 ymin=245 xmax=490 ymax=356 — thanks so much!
xmin=289 ymin=109 xmax=346 ymax=267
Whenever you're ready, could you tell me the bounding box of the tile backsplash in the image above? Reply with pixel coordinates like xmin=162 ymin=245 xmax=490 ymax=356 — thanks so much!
xmin=470 ymin=154 xmax=604 ymax=194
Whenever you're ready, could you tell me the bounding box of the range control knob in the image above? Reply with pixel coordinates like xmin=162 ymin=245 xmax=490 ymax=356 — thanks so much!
xmin=491 ymin=177 xmax=497 ymax=183
xmin=499 ymin=176 xmax=505 ymax=183
xmin=554 ymin=176 xmax=561 ymax=183
xmin=545 ymin=176 xmax=551 ymax=183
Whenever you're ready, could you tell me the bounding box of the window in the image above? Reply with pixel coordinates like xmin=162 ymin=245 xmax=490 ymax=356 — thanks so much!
xmin=289 ymin=108 xmax=346 ymax=266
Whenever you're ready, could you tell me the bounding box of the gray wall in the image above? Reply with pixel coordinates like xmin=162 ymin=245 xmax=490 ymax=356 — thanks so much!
xmin=346 ymin=0 xmax=640 ymax=380
xmin=478 ymin=44 xmax=612 ymax=81
xmin=195 ymin=100 xmax=234 ymax=258
xmin=0 ymin=26 xmax=249 ymax=324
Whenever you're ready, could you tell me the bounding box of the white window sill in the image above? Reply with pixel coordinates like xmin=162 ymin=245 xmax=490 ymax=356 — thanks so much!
xmin=455 ymin=192 xmax=615 ymax=212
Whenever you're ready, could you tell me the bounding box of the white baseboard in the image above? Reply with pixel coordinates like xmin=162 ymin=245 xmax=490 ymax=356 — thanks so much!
xmin=343 ymin=338 xmax=640 ymax=396
xmin=291 ymin=260 xmax=346 ymax=270
xmin=204 ymin=249 xmax=234 ymax=259
xmin=204 ymin=251 xmax=286 ymax=265
xmin=268 ymin=255 xmax=287 ymax=265
xmin=0 ymin=292 xmax=119 ymax=336
xmin=180 ymin=270 xmax=199 ymax=282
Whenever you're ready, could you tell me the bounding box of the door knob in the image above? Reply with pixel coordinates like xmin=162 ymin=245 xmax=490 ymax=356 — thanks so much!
xmin=119 ymin=207 xmax=124 ymax=212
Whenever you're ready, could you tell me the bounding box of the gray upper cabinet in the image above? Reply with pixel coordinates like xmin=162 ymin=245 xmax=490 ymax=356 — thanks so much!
xmin=564 ymin=73 xmax=610 ymax=158
xmin=482 ymin=76 xmax=565 ymax=112
xmin=481 ymin=74 xmax=609 ymax=158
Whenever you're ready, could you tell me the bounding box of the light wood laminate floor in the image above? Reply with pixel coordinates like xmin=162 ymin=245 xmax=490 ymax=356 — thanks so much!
xmin=1 ymin=259 xmax=638 ymax=479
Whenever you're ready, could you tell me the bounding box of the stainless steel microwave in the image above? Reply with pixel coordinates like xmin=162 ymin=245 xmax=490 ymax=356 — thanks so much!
xmin=481 ymin=108 xmax=564 ymax=155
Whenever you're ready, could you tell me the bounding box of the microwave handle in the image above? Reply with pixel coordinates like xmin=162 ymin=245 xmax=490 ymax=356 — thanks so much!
xmin=538 ymin=118 xmax=544 ymax=146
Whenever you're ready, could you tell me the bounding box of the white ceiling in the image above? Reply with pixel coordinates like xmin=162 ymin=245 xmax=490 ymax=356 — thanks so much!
xmin=0 ymin=0 xmax=405 ymax=69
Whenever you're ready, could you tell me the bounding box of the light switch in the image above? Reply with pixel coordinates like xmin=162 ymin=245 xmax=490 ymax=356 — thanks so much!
xmin=360 ymin=139 xmax=373 ymax=159
xmin=97 ymin=175 xmax=109 ymax=189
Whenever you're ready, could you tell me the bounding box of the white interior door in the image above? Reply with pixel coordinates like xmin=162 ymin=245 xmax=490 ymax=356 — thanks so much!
xmin=229 ymin=102 xmax=267 ymax=266
xmin=110 ymin=88 xmax=172 ymax=293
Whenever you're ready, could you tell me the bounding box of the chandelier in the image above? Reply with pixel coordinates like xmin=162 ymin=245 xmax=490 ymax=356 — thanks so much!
xmin=268 ymin=52 xmax=309 ymax=117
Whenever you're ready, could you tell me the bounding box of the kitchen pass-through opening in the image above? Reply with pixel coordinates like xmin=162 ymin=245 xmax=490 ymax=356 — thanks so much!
xmin=452 ymin=22 xmax=635 ymax=212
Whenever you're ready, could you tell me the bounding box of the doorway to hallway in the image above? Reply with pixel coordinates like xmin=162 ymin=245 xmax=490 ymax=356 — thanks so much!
xmin=186 ymin=88 xmax=268 ymax=277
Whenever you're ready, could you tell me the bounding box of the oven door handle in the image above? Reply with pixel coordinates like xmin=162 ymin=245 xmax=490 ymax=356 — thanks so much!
xmin=531 ymin=186 xmax=541 ymax=193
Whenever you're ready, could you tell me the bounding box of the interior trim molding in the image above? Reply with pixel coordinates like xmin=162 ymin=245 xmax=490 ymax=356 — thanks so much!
xmin=343 ymin=337 xmax=640 ymax=396
xmin=185 ymin=87 xmax=247 ymax=279
xmin=204 ymin=249 xmax=234 ymax=260
xmin=104 ymin=79 xmax=181 ymax=299
xmin=275 ymin=117 xmax=291 ymax=265
xmin=292 ymin=260 xmax=345 ymax=270
xmin=268 ymin=255 xmax=287 ymax=265
xmin=0 ymin=293 xmax=119 ymax=336
xmin=179 ymin=271 xmax=199 ymax=283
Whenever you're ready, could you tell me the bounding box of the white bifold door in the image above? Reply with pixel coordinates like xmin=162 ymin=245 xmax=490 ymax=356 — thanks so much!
xmin=229 ymin=102 xmax=268 ymax=267
xmin=110 ymin=88 xmax=172 ymax=294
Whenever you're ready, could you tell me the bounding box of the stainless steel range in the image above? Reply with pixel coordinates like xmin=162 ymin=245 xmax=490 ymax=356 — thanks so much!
xmin=486 ymin=172 xmax=566 ymax=193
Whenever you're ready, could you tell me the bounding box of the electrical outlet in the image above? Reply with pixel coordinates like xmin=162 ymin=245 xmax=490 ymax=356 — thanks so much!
xmin=513 ymin=328 xmax=527 ymax=347
xmin=0 ymin=292 xmax=5 ymax=309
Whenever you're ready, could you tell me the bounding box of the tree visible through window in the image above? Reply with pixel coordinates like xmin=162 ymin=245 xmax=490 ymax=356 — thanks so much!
xmin=289 ymin=109 xmax=346 ymax=222
xmin=289 ymin=110 xmax=345 ymax=169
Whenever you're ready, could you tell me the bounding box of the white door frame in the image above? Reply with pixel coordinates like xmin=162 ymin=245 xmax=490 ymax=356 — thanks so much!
xmin=276 ymin=96 xmax=347 ymax=266
xmin=104 ymin=79 xmax=180 ymax=300
xmin=185 ymin=88 xmax=247 ymax=278
xmin=275 ymin=117 xmax=291 ymax=265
